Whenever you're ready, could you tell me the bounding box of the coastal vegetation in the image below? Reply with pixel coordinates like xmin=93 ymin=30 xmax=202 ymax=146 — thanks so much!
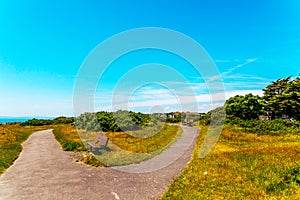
xmin=20 ymin=116 xmax=74 ymax=126
xmin=162 ymin=75 xmax=300 ymax=199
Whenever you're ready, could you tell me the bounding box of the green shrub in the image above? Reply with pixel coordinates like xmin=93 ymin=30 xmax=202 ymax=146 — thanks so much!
xmin=233 ymin=119 xmax=300 ymax=135
xmin=62 ymin=141 xmax=85 ymax=151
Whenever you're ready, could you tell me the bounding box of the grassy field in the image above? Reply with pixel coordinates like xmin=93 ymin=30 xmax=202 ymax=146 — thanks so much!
xmin=0 ymin=124 xmax=53 ymax=174
xmin=161 ymin=125 xmax=300 ymax=199
xmin=53 ymin=123 xmax=182 ymax=167
xmin=4 ymin=121 xmax=298 ymax=199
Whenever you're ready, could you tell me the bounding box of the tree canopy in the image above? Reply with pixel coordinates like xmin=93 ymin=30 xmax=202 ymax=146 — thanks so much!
xmin=262 ymin=75 xmax=300 ymax=119
xmin=225 ymin=74 xmax=300 ymax=120
xmin=225 ymin=93 xmax=262 ymax=120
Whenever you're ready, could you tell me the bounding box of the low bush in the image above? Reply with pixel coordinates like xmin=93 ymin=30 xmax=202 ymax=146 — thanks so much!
xmin=21 ymin=117 xmax=74 ymax=126
xmin=228 ymin=119 xmax=300 ymax=135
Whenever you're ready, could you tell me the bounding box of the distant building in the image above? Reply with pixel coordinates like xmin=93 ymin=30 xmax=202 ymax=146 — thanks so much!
xmin=259 ymin=115 xmax=270 ymax=120
xmin=167 ymin=112 xmax=181 ymax=119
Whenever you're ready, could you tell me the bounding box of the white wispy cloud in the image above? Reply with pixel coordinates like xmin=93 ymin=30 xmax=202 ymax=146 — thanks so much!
xmin=215 ymin=59 xmax=231 ymax=63
xmin=222 ymin=58 xmax=258 ymax=77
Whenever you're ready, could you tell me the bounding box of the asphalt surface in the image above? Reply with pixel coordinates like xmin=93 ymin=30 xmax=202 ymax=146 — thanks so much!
xmin=0 ymin=126 xmax=199 ymax=200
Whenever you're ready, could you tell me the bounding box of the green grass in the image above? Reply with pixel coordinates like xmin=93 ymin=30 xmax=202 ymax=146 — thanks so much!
xmin=267 ymin=164 xmax=300 ymax=195
xmin=0 ymin=124 xmax=53 ymax=175
xmin=52 ymin=125 xmax=86 ymax=151
xmin=161 ymin=125 xmax=300 ymax=200
xmin=105 ymin=124 xmax=181 ymax=153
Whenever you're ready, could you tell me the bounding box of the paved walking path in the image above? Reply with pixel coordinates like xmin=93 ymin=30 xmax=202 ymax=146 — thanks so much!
xmin=0 ymin=126 xmax=199 ymax=200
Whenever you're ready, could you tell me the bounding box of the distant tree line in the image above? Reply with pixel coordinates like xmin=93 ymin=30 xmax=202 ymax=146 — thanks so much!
xmin=20 ymin=110 xmax=195 ymax=131
xmin=21 ymin=116 xmax=74 ymax=126
xmin=225 ymin=75 xmax=300 ymax=120
xmin=75 ymin=110 xmax=194 ymax=132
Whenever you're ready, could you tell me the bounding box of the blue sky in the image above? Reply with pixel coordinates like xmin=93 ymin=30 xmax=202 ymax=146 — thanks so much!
xmin=0 ymin=0 xmax=299 ymax=117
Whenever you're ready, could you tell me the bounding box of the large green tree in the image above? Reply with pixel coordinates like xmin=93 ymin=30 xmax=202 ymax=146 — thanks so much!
xmin=225 ymin=93 xmax=263 ymax=120
xmin=262 ymin=75 xmax=300 ymax=118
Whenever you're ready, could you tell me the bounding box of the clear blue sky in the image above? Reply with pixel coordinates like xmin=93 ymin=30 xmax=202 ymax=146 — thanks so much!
xmin=0 ymin=0 xmax=299 ymax=117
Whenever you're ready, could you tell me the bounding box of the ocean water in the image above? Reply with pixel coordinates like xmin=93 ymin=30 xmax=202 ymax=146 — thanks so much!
xmin=0 ymin=117 xmax=32 ymax=123
xmin=0 ymin=117 xmax=53 ymax=123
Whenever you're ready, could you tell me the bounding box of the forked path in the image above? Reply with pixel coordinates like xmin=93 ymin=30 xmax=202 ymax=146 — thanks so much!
xmin=0 ymin=127 xmax=199 ymax=200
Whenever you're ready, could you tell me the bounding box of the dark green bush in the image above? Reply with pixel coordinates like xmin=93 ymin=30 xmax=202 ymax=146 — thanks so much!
xmin=21 ymin=118 xmax=53 ymax=126
xmin=236 ymin=119 xmax=300 ymax=135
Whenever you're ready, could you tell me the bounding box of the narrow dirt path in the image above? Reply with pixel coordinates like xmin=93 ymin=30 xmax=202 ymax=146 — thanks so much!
xmin=0 ymin=127 xmax=198 ymax=200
